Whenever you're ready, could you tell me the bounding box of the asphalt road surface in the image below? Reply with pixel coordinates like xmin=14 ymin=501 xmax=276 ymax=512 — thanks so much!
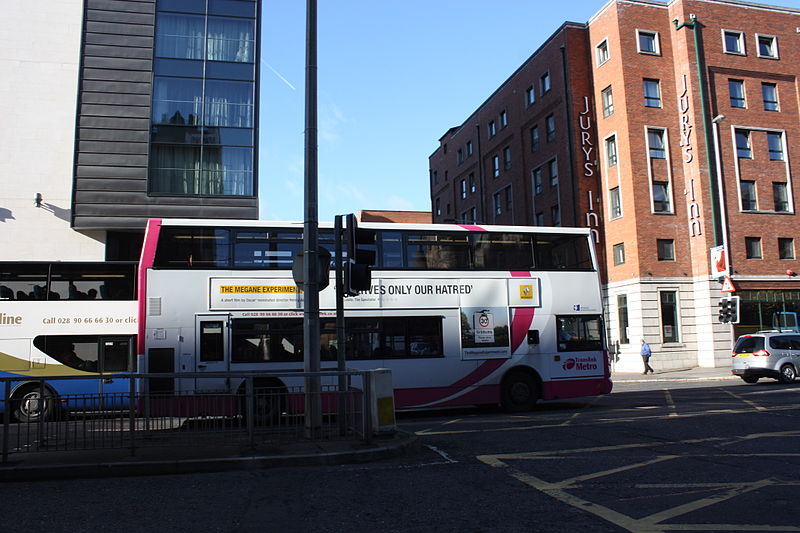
xmin=1 ymin=378 xmax=799 ymax=533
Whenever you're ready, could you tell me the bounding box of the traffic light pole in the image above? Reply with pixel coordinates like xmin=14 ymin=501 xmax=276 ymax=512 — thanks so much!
xmin=334 ymin=215 xmax=347 ymax=435
xmin=303 ymin=0 xmax=322 ymax=437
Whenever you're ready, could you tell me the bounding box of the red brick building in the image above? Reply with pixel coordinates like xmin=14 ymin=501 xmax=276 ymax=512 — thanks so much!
xmin=429 ymin=0 xmax=800 ymax=372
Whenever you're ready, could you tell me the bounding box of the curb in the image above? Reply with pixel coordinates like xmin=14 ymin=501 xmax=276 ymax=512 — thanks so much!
xmin=0 ymin=431 xmax=419 ymax=482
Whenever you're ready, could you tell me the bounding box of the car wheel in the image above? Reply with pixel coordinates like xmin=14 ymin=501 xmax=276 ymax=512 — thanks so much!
xmin=501 ymin=371 xmax=540 ymax=412
xmin=778 ymin=364 xmax=796 ymax=384
xmin=12 ymin=385 xmax=54 ymax=423
xmin=741 ymin=376 xmax=759 ymax=384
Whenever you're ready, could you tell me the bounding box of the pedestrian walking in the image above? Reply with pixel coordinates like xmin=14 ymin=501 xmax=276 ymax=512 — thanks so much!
xmin=640 ymin=338 xmax=654 ymax=375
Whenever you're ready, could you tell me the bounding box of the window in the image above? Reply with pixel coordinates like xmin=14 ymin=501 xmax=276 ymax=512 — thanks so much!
xmin=526 ymin=85 xmax=535 ymax=106
xmin=648 ymin=128 xmax=666 ymax=159
xmin=505 ymin=186 xmax=513 ymax=212
xmin=723 ymin=30 xmax=744 ymax=54
xmin=551 ymin=205 xmax=561 ymax=226
xmin=546 ymin=114 xmax=556 ymax=141
xmin=156 ymin=12 xmax=256 ymax=63
xmin=735 ymin=130 xmax=751 ymax=158
xmin=637 ymin=30 xmax=659 ymax=54
xmin=530 ymin=126 xmax=540 ymax=152
xmin=653 ymin=181 xmax=671 ymax=213
xmin=774 ymin=182 xmax=789 ymax=212
xmin=606 ymin=135 xmax=617 ymax=167
xmin=617 ymin=294 xmax=630 ymax=344
xmin=466 ymin=140 xmax=473 ymax=156
xmin=503 ymin=146 xmax=512 ymax=170
xmin=601 ymin=86 xmax=614 ymax=117
xmin=729 ymin=79 xmax=746 ymax=108
xmin=768 ymin=132 xmax=783 ymax=161
xmin=610 ymin=187 xmax=622 ymax=219
xmin=492 ymin=155 xmax=500 ymax=178
xmin=541 ymin=72 xmax=551 ymax=94
xmin=660 ymin=291 xmax=679 ymax=343
xmin=613 ymin=243 xmax=625 ymax=265
xmin=757 ymin=34 xmax=778 ymax=58
xmin=499 ymin=110 xmax=508 ymax=129
xmin=643 ymin=79 xmax=661 ymax=107
xmin=493 ymin=192 xmax=502 ymax=216
xmin=779 ymin=238 xmax=795 ymax=260
xmin=741 ymin=180 xmax=757 ymax=210
xmin=556 ymin=315 xmax=603 ymax=352
xmin=488 ymin=121 xmax=496 ymax=138
xmin=432 ymin=170 xmax=438 ymax=185
xmin=535 ymin=212 xmax=544 ymax=226
xmin=762 ymin=83 xmax=778 ymax=111
xmin=460 ymin=179 xmax=467 ymax=199
xmin=457 ymin=148 xmax=464 ymax=164
xmin=469 ymin=173 xmax=476 ymax=194
xmin=745 ymin=237 xmax=762 ymax=259
xmin=549 ymin=159 xmax=558 ymax=186
xmin=444 ymin=171 xmax=449 ymax=181
xmin=435 ymin=198 xmax=441 ymax=216
xmin=533 ymin=168 xmax=543 ymax=195
xmin=657 ymin=239 xmax=675 ymax=261
xmin=596 ymin=39 xmax=610 ymax=65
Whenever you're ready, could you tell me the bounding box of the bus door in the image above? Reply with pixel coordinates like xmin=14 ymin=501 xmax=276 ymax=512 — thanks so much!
xmin=97 ymin=336 xmax=134 ymax=408
xmin=194 ymin=315 xmax=230 ymax=393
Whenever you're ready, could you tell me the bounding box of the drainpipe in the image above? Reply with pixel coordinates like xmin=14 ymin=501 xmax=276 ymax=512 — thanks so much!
xmin=674 ymin=15 xmax=722 ymax=247
xmin=561 ymin=45 xmax=579 ymax=227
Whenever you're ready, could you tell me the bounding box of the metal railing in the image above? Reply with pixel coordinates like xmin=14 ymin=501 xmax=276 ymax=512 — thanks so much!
xmin=1 ymin=370 xmax=377 ymax=463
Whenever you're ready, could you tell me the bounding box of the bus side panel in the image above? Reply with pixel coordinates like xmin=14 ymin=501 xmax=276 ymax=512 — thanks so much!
xmin=543 ymin=377 xmax=612 ymax=400
xmin=394 ymin=384 xmax=500 ymax=409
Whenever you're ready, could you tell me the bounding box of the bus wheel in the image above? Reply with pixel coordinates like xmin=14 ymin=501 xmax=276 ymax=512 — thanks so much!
xmin=13 ymin=385 xmax=55 ymax=423
xmin=501 ymin=371 xmax=540 ymax=412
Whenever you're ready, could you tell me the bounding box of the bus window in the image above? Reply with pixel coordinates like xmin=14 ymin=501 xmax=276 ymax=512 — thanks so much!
xmin=0 ymin=263 xmax=49 ymax=300
xmin=535 ymin=235 xmax=593 ymax=271
xmin=50 ymin=263 xmax=136 ymax=300
xmin=154 ymin=227 xmax=231 ymax=268
xmin=556 ymin=316 xmax=603 ymax=352
xmin=379 ymin=231 xmax=403 ymax=268
xmin=200 ymin=321 xmax=224 ymax=362
xmin=231 ymin=318 xmax=303 ymax=363
xmin=406 ymin=233 xmax=471 ymax=270
xmin=346 ymin=316 xmax=443 ymax=359
xmin=33 ymin=335 xmax=100 ymax=372
xmin=473 ymin=233 xmax=535 ymax=270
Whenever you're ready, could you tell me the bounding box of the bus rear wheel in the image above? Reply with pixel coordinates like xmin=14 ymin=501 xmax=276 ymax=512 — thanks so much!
xmin=501 ymin=371 xmax=540 ymax=412
xmin=238 ymin=379 xmax=286 ymax=426
xmin=13 ymin=385 xmax=55 ymax=423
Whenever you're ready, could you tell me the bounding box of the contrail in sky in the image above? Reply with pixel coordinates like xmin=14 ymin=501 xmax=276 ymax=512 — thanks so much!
xmin=263 ymin=62 xmax=296 ymax=91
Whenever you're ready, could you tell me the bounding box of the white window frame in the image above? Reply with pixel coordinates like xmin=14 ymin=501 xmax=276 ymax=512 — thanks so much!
xmin=488 ymin=121 xmax=496 ymax=138
xmin=755 ymin=33 xmax=778 ymax=59
xmin=541 ymin=71 xmax=551 ymax=94
xmin=605 ymin=135 xmax=618 ymax=167
xmin=609 ymin=186 xmax=622 ymax=220
xmin=499 ymin=110 xmax=508 ymax=129
xmin=596 ymin=39 xmax=610 ymax=66
xmin=525 ymin=85 xmax=535 ymax=106
xmin=729 ymin=79 xmax=746 ymax=109
xmin=722 ymin=29 xmax=745 ymax=55
xmin=636 ymin=29 xmax=660 ymax=55
xmin=601 ymin=85 xmax=614 ymax=117
xmin=762 ymin=82 xmax=779 ymax=111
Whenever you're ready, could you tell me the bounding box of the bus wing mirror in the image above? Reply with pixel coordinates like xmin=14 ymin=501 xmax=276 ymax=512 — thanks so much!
xmin=527 ymin=330 xmax=540 ymax=345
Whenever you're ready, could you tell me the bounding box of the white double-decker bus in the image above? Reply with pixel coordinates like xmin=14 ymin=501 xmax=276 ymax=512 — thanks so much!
xmin=138 ymin=218 xmax=611 ymax=412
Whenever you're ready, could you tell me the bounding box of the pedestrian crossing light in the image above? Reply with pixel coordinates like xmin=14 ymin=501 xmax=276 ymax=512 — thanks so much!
xmin=343 ymin=213 xmax=376 ymax=296
xmin=717 ymin=296 xmax=740 ymax=324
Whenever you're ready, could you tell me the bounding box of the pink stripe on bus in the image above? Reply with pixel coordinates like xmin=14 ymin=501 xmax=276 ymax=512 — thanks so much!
xmin=510 ymin=307 xmax=535 ymax=354
xmin=137 ymin=219 xmax=162 ymax=356
xmin=458 ymin=224 xmax=486 ymax=232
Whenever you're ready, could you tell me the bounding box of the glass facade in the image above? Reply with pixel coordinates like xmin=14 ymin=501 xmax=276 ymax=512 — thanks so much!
xmin=149 ymin=0 xmax=257 ymax=196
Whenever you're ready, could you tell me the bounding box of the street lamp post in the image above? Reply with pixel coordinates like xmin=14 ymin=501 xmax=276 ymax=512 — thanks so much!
xmin=711 ymin=114 xmax=731 ymax=277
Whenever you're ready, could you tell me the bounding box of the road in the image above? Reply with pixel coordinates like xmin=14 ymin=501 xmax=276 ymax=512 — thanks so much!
xmin=1 ymin=378 xmax=799 ymax=533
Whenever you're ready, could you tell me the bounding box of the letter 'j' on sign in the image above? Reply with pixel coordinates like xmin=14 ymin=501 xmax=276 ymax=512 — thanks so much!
xmin=519 ymin=285 xmax=533 ymax=299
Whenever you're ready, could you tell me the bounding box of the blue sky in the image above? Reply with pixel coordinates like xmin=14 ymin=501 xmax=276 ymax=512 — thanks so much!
xmin=258 ymin=0 xmax=606 ymax=221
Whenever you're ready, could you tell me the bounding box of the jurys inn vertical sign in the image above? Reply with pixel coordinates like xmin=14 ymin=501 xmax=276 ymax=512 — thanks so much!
xmin=679 ymin=73 xmax=702 ymax=238
xmin=579 ymin=96 xmax=600 ymax=244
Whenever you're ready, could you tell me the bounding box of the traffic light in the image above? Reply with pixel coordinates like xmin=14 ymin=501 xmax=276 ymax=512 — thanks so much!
xmin=728 ymin=295 xmax=740 ymax=324
xmin=343 ymin=214 xmax=376 ymax=296
xmin=717 ymin=296 xmax=740 ymax=324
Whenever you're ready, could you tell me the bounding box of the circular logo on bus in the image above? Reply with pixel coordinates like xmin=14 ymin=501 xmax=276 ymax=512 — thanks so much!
xmin=563 ymin=358 xmax=576 ymax=370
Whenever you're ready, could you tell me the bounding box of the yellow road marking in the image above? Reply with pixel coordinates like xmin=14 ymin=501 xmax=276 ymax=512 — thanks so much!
xmin=724 ymin=389 xmax=767 ymax=411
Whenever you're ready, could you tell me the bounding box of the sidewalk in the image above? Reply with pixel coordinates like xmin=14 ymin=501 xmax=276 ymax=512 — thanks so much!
xmin=0 ymin=430 xmax=419 ymax=482
xmin=612 ymin=365 xmax=737 ymax=383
